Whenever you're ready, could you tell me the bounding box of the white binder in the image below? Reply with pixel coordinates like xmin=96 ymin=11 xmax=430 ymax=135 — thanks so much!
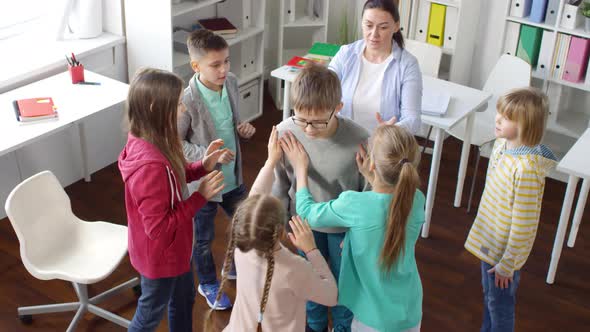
xmin=443 ymin=6 xmax=458 ymax=50
xmin=399 ymin=0 xmax=412 ymax=38
xmin=503 ymin=22 xmax=521 ymax=56
xmin=544 ymin=0 xmax=561 ymax=25
xmin=509 ymin=0 xmax=533 ymax=18
xmin=415 ymin=0 xmax=431 ymax=43
xmin=535 ymin=30 xmax=555 ymax=78
xmin=560 ymin=4 xmax=583 ymax=30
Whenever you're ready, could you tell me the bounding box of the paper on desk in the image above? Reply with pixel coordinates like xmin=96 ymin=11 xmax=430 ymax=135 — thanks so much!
xmin=421 ymin=91 xmax=451 ymax=117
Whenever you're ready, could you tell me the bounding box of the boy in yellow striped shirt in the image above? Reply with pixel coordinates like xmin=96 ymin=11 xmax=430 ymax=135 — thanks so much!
xmin=465 ymin=87 xmax=557 ymax=332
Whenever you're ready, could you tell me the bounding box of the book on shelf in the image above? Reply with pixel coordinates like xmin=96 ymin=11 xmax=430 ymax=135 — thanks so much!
xmin=12 ymin=97 xmax=58 ymax=123
xmin=198 ymin=17 xmax=238 ymax=35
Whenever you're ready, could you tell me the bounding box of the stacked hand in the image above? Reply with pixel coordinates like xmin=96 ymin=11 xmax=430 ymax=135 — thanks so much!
xmin=197 ymin=170 xmax=224 ymax=200
xmin=356 ymin=144 xmax=374 ymax=185
xmin=266 ymin=126 xmax=282 ymax=167
xmin=237 ymin=122 xmax=256 ymax=139
xmin=202 ymin=139 xmax=230 ymax=171
xmin=288 ymin=216 xmax=317 ymax=254
xmin=280 ymin=131 xmax=309 ymax=177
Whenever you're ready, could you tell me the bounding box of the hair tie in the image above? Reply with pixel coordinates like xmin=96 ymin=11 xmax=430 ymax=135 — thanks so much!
xmin=399 ymin=158 xmax=410 ymax=166
xmin=258 ymin=312 xmax=263 ymax=323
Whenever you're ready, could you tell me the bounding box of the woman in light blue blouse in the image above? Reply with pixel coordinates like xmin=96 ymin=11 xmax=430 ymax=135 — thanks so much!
xmin=329 ymin=0 xmax=422 ymax=134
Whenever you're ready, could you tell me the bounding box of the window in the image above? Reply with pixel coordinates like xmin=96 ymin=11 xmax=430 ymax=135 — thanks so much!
xmin=0 ymin=0 xmax=51 ymax=40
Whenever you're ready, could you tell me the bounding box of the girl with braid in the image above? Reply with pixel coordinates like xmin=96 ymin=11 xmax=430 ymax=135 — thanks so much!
xmin=203 ymin=127 xmax=338 ymax=332
xmin=283 ymin=125 xmax=426 ymax=332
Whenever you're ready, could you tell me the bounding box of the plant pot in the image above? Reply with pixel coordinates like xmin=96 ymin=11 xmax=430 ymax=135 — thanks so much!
xmin=586 ymin=17 xmax=590 ymax=33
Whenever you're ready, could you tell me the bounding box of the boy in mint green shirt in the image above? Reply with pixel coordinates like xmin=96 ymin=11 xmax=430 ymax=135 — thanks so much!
xmin=280 ymin=124 xmax=426 ymax=332
xmin=177 ymin=29 xmax=256 ymax=310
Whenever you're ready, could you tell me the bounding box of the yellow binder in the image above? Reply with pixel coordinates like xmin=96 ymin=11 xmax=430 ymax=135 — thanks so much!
xmin=427 ymin=3 xmax=446 ymax=47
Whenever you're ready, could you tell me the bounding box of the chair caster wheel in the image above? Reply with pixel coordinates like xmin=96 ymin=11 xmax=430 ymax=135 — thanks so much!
xmin=19 ymin=314 xmax=33 ymax=324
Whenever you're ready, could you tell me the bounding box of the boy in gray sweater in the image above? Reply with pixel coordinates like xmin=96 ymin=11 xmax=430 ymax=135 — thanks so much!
xmin=178 ymin=29 xmax=256 ymax=310
xmin=272 ymin=64 xmax=369 ymax=332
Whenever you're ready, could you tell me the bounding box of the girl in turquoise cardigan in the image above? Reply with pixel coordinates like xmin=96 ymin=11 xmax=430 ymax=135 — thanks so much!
xmin=280 ymin=125 xmax=425 ymax=332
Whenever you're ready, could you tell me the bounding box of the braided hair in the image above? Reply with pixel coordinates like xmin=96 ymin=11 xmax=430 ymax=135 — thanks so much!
xmin=203 ymin=194 xmax=285 ymax=332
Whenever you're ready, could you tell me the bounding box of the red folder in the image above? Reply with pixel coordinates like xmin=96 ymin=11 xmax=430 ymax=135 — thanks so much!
xmin=16 ymin=97 xmax=57 ymax=118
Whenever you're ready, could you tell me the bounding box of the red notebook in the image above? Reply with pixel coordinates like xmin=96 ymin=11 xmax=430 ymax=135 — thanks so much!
xmin=13 ymin=97 xmax=58 ymax=122
xmin=198 ymin=18 xmax=238 ymax=34
xmin=286 ymin=56 xmax=326 ymax=68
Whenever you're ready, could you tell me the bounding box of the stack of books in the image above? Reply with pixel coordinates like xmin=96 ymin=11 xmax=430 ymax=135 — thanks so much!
xmin=198 ymin=17 xmax=238 ymax=39
xmin=12 ymin=97 xmax=59 ymax=123
xmin=286 ymin=42 xmax=341 ymax=70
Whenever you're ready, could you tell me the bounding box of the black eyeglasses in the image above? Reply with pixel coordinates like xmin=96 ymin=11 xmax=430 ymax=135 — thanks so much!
xmin=291 ymin=110 xmax=335 ymax=129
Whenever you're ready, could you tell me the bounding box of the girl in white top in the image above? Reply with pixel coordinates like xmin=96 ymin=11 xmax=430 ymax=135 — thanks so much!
xmin=203 ymin=127 xmax=338 ymax=332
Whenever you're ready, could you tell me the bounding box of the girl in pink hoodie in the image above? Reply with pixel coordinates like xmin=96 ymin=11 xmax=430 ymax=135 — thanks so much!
xmin=119 ymin=68 xmax=226 ymax=332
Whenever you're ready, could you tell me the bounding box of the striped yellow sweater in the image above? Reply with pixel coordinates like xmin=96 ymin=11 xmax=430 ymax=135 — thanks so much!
xmin=465 ymin=139 xmax=557 ymax=277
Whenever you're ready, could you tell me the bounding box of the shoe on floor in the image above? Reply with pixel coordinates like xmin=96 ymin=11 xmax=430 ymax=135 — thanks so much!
xmin=198 ymin=282 xmax=232 ymax=310
xmin=221 ymin=266 xmax=237 ymax=280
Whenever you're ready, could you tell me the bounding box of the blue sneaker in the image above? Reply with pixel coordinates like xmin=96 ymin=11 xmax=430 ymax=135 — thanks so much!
xmin=221 ymin=265 xmax=237 ymax=280
xmin=198 ymin=282 xmax=232 ymax=310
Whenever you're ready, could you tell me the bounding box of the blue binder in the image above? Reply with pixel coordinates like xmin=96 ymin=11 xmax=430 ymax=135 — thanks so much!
xmin=530 ymin=0 xmax=548 ymax=23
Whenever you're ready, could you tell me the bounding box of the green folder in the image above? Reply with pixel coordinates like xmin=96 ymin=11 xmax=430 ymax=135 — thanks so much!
xmin=516 ymin=25 xmax=543 ymax=66
xmin=308 ymin=42 xmax=341 ymax=57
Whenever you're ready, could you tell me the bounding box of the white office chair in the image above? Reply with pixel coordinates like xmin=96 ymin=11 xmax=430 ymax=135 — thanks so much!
xmin=4 ymin=171 xmax=139 ymax=331
xmin=405 ymin=39 xmax=443 ymax=78
xmin=405 ymin=39 xmax=443 ymax=143
xmin=447 ymin=54 xmax=531 ymax=211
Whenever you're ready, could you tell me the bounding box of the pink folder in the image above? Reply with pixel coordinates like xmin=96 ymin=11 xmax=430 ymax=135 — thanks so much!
xmin=563 ymin=36 xmax=590 ymax=83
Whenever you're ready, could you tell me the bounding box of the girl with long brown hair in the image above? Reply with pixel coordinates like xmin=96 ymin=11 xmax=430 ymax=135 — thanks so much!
xmin=284 ymin=124 xmax=425 ymax=332
xmin=204 ymin=127 xmax=338 ymax=332
xmin=119 ymin=67 xmax=227 ymax=331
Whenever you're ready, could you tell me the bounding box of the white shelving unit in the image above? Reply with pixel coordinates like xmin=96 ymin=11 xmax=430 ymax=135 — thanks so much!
xmin=353 ymin=0 xmax=481 ymax=84
xmin=269 ymin=0 xmax=330 ymax=109
xmin=499 ymin=0 xmax=590 ymax=177
xmin=125 ymin=0 xmax=266 ymax=122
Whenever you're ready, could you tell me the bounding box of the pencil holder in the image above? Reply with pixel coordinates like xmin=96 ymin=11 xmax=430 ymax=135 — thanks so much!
xmin=69 ymin=64 xmax=85 ymax=84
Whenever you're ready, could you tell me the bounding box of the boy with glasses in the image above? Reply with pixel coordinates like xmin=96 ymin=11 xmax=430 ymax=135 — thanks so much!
xmin=272 ymin=63 xmax=369 ymax=332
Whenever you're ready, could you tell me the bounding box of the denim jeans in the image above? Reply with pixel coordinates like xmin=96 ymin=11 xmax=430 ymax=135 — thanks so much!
xmin=128 ymin=270 xmax=195 ymax=332
xmin=305 ymin=231 xmax=353 ymax=332
xmin=481 ymin=261 xmax=521 ymax=332
xmin=193 ymin=184 xmax=246 ymax=285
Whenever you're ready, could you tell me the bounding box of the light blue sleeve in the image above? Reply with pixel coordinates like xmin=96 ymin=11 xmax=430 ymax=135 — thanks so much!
xmin=328 ymin=45 xmax=347 ymax=80
xmin=295 ymin=188 xmax=356 ymax=228
xmin=397 ymin=57 xmax=423 ymax=134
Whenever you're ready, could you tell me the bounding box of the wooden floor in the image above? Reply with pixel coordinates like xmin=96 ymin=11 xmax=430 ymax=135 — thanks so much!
xmin=1 ymin=89 xmax=589 ymax=331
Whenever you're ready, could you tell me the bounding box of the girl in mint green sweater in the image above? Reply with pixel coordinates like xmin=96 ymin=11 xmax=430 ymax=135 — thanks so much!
xmin=280 ymin=125 xmax=425 ymax=332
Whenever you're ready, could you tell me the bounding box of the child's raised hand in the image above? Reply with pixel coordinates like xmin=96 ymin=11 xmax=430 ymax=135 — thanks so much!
xmin=266 ymin=126 xmax=282 ymax=167
xmin=218 ymin=149 xmax=236 ymax=165
xmin=288 ymin=216 xmax=317 ymax=254
xmin=280 ymin=131 xmax=309 ymax=174
xmin=356 ymin=144 xmax=375 ymax=184
xmin=197 ymin=170 xmax=225 ymax=200
xmin=237 ymin=122 xmax=256 ymax=139
xmin=203 ymin=139 xmax=229 ymax=171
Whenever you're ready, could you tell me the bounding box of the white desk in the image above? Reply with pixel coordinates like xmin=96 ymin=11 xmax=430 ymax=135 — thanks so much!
xmin=0 ymin=71 xmax=129 ymax=182
xmin=271 ymin=66 xmax=491 ymax=238
xmin=547 ymin=128 xmax=590 ymax=284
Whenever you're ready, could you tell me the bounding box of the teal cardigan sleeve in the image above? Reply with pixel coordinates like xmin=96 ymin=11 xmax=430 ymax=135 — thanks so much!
xmin=295 ymin=188 xmax=355 ymax=229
